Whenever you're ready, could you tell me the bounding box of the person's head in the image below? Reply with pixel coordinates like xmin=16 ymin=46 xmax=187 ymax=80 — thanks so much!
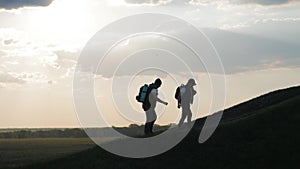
xmin=187 ymin=78 xmax=196 ymax=87
xmin=154 ymin=78 xmax=162 ymax=88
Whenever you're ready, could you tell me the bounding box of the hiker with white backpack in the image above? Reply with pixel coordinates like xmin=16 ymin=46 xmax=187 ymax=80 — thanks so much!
xmin=175 ymin=78 xmax=197 ymax=127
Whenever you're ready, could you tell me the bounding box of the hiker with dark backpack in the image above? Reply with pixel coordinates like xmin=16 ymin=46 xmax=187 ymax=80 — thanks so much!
xmin=136 ymin=78 xmax=168 ymax=135
xmin=175 ymin=78 xmax=197 ymax=127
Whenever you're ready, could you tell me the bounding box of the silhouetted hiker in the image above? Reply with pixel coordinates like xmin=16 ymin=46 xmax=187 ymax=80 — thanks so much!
xmin=177 ymin=78 xmax=197 ymax=127
xmin=136 ymin=78 xmax=168 ymax=135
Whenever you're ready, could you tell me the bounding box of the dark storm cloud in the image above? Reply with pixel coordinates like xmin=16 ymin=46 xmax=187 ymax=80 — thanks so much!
xmin=0 ymin=0 xmax=54 ymax=10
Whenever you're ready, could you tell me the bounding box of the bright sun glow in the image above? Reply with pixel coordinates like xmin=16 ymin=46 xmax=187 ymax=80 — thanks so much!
xmin=30 ymin=0 xmax=91 ymax=43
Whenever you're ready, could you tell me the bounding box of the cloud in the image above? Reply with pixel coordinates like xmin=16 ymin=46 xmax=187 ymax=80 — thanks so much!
xmin=228 ymin=0 xmax=295 ymax=6
xmin=0 ymin=36 xmax=77 ymax=84
xmin=14 ymin=72 xmax=48 ymax=82
xmin=0 ymin=72 xmax=25 ymax=84
xmin=124 ymin=0 xmax=171 ymax=5
xmin=231 ymin=18 xmax=300 ymax=45
xmin=3 ymin=39 xmax=18 ymax=45
xmin=54 ymin=50 xmax=79 ymax=78
xmin=0 ymin=0 xmax=54 ymax=10
xmin=83 ymin=28 xmax=300 ymax=77
xmin=202 ymin=28 xmax=300 ymax=73
xmin=191 ymin=0 xmax=298 ymax=6
xmin=0 ymin=50 xmax=6 ymax=57
xmin=123 ymin=0 xmax=298 ymax=6
xmin=55 ymin=50 xmax=79 ymax=62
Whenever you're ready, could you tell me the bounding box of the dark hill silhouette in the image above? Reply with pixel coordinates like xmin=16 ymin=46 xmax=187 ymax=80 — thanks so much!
xmin=220 ymin=86 xmax=300 ymax=123
xmin=18 ymin=86 xmax=300 ymax=169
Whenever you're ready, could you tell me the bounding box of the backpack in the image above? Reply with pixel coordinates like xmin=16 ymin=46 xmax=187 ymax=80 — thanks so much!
xmin=136 ymin=84 xmax=149 ymax=103
xmin=136 ymin=83 xmax=156 ymax=111
xmin=175 ymin=84 xmax=185 ymax=108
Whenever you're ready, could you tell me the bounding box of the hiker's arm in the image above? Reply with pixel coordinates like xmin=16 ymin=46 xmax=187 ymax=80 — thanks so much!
xmin=158 ymin=97 xmax=168 ymax=105
xmin=152 ymin=93 xmax=168 ymax=105
xmin=156 ymin=95 xmax=168 ymax=105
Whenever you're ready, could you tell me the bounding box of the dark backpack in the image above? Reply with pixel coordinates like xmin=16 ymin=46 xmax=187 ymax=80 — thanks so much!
xmin=136 ymin=83 xmax=156 ymax=111
xmin=136 ymin=84 xmax=149 ymax=103
xmin=175 ymin=85 xmax=185 ymax=108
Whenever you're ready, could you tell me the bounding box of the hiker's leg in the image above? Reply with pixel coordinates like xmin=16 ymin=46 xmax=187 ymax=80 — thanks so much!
xmin=150 ymin=112 xmax=157 ymax=133
xmin=146 ymin=109 xmax=156 ymax=133
xmin=145 ymin=109 xmax=155 ymax=134
xmin=149 ymin=120 xmax=155 ymax=133
xmin=187 ymin=107 xmax=192 ymax=124
xmin=144 ymin=122 xmax=150 ymax=134
xmin=178 ymin=112 xmax=187 ymax=127
xmin=145 ymin=110 xmax=151 ymax=134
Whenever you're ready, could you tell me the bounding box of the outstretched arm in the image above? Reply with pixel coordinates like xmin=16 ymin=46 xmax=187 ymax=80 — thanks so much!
xmin=157 ymin=97 xmax=168 ymax=105
xmin=151 ymin=92 xmax=168 ymax=105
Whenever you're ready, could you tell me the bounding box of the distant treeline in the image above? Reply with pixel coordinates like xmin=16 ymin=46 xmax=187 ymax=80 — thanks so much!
xmin=0 ymin=128 xmax=88 ymax=138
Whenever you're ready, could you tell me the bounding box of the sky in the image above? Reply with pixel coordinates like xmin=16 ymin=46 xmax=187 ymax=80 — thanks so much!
xmin=0 ymin=0 xmax=299 ymax=128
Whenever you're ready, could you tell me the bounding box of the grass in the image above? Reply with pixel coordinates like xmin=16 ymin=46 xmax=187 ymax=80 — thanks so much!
xmin=0 ymin=138 xmax=95 ymax=169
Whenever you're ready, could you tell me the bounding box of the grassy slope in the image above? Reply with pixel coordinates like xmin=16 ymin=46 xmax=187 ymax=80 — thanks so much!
xmin=0 ymin=138 xmax=94 ymax=169
xmin=19 ymin=89 xmax=300 ymax=169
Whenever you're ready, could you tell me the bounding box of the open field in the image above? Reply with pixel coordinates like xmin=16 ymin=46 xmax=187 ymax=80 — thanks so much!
xmin=0 ymin=138 xmax=95 ymax=168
